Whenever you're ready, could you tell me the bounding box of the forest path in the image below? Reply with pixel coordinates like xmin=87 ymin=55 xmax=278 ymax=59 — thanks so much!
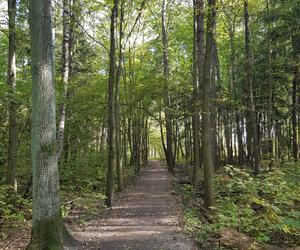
xmin=73 ymin=160 xmax=197 ymax=250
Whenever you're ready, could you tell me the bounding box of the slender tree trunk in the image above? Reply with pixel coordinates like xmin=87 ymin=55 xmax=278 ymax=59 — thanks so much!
xmin=236 ymin=113 xmax=245 ymax=165
xmin=105 ymin=0 xmax=118 ymax=207
xmin=266 ymin=0 xmax=273 ymax=167
xmin=27 ymin=0 xmax=76 ymax=248
xmin=192 ymin=0 xmax=200 ymax=185
xmin=115 ymin=0 xmax=124 ymax=191
xmin=211 ymin=40 xmax=220 ymax=170
xmin=228 ymin=21 xmax=245 ymax=166
xmin=58 ymin=0 xmax=71 ymax=158
xmin=7 ymin=0 xmax=17 ymax=192
xmin=202 ymin=0 xmax=216 ymax=209
xmin=292 ymin=34 xmax=300 ymax=161
xmin=244 ymin=0 xmax=260 ymax=176
xmin=162 ymin=0 xmax=174 ymax=173
xmin=224 ymin=113 xmax=233 ymax=164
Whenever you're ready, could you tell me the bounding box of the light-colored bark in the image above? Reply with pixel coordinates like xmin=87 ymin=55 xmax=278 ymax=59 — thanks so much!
xmin=58 ymin=0 xmax=71 ymax=158
xmin=28 ymin=0 xmax=76 ymax=248
xmin=28 ymin=0 xmax=62 ymax=247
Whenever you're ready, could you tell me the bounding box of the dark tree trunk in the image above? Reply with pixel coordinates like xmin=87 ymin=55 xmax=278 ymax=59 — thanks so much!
xmin=162 ymin=0 xmax=174 ymax=173
xmin=192 ymin=0 xmax=200 ymax=185
xmin=7 ymin=0 xmax=17 ymax=192
xmin=244 ymin=0 xmax=260 ymax=175
xmin=105 ymin=0 xmax=118 ymax=207
xmin=202 ymin=0 xmax=216 ymax=209
xmin=115 ymin=0 xmax=125 ymax=191
xmin=211 ymin=40 xmax=220 ymax=171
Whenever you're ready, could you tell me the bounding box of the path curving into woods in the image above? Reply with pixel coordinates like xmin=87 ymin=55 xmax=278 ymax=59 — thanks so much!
xmin=73 ymin=160 xmax=197 ymax=250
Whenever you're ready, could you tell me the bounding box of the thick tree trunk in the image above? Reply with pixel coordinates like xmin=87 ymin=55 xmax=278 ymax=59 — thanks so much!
xmin=202 ymin=0 xmax=216 ymax=209
xmin=105 ymin=0 xmax=118 ymax=207
xmin=292 ymin=34 xmax=300 ymax=161
xmin=27 ymin=0 xmax=76 ymax=248
xmin=58 ymin=0 xmax=71 ymax=158
xmin=7 ymin=0 xmax=17 ymax=192
xmin=244 ymin=0 xmax=260 ymax=176
xmin=162 ymin=0 xmax=174 ymax=173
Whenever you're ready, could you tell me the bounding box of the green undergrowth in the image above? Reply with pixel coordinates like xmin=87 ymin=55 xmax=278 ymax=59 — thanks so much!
xmin=0 ymin=161 xmax=139 ymax=242
xmin=177 ymin=163 xmax=300 ymax=249
xmin=0 ymin=179 xmax=106 ymax=242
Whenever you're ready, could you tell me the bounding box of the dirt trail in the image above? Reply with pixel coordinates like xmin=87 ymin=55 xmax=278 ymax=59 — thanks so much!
xmin=74 ymin=160 xmax=197 ymax=249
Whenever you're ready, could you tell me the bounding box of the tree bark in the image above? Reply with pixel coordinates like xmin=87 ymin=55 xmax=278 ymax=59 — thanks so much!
xmin=27 ymin=0 xmax=76 ymax=248
xmin=192 ymin=0 xmax=200 ymax=186
xmin=202 ymin=0 xmax=216 ymax=209
xmin=105 ymin=0 xmax=118 ymax=207
xmin=211 ymin=39 xmax=220 ymax=171
xmin=115 ymin=0 xmax=124 ymax=191
xmin=162 ymin=0 xmax=174 ymax=173
xmin=58 ymin=0 xmax=71 ymax=158
xmin=7 ymin=0 xmax=17 ymax=192
xmin=244 ymin=0 xmax=260 ymax=175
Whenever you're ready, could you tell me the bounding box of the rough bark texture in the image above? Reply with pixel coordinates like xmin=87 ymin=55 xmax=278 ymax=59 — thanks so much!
xmin=7 ymin=0 xmax=17 ymax=192
xmin=106 ymin=0 xmax=118 ymax=207
xmin=202 ymin=0 xmax=216 ymax=209
xmin=162 ymin=0 xmax=174 ymax=173
xmin=28 ymin=0 xmax=65 ymax=248
xmin=244 ymin=0 xmax=260 ymax=175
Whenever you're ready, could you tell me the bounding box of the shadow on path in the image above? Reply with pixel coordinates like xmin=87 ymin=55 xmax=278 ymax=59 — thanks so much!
xmin=73 ymin=160 xmax=197 ymax=250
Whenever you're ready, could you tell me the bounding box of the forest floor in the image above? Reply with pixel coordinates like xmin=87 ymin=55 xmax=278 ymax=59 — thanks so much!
xmin=72 ymin=160 xmax=197 ymax=249
xmin=1 ymin=160 xmax=197 ymax=249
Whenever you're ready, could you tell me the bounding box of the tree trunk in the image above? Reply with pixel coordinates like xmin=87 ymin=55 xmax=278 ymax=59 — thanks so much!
xmin=58 ymin=0 xmax=71 ymax=158
xmin=211 ymin=39 xmax=220 ymax=171
xmin=105 ymin=0 xmax=118 ymax=207
xmin=162 ymin=0 xmax=174 ymax=173
xmin=115 ymin=0 xmax=124 ymax=191
xmin=266 ymin=0 xmax=273 ymax=167
xmin=7 ymin=0 xmax=17 ymax=192
xmin=27 ymin=0 xmax=76 ymax=248
xmin=244 ymin=0 xmax=260 ymax=176
xmin=292 ymin=33 xmax=300 ymax=161
xmin=192 ymin=0 xmax=200 ymax=186
xmin=202 ymin=0 xmax=216 ymax=209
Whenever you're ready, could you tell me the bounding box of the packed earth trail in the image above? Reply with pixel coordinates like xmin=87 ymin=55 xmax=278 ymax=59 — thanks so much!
xmin=74 ymin=160 xmax=198 ymax=249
